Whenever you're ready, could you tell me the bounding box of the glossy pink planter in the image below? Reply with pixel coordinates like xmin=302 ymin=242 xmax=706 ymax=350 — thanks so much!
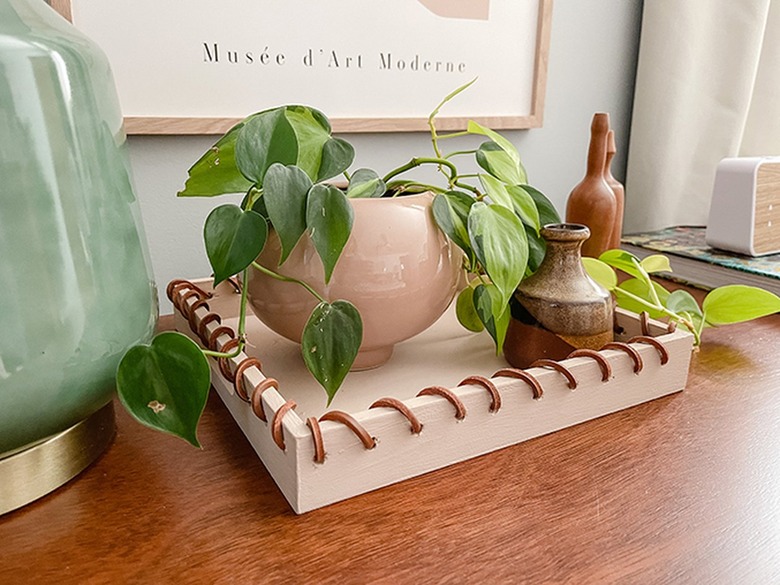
xmin=246 ymin=192 xmax=462 ymax=369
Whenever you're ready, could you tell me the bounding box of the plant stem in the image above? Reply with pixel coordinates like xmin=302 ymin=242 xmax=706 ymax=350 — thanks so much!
xmin=445 ymin=150 xmax=477 ymax=159
xmin=386 ymin=180 xmax=446 ymax=195
xmin=382 ymin=157 xmax=459 ymax=186
xmin=627 ymin=255 xmax=665 ymax=309
xmin=201 ymin=267 xmax=250 ymax=359
xmin=237 ymin=267 xmax=250 ymax=341
xmin=615 ymin=287 xmax=701 ymax=345
xmin=244 ymin=186 xmax=261 ymax=210
xmin=436 ymin=131 xmax=471 ymax=140
xmin=251 ymin=261 xmax=327 ymax=304
xmin=427 ymin=77 xmax=478 ymax=159
xmin=455 ymin=181 xmax=481 ymax=196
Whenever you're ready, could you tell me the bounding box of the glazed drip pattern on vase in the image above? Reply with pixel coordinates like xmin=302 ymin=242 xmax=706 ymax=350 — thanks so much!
xmin=503 ymin=223 xmax=615 ymax=369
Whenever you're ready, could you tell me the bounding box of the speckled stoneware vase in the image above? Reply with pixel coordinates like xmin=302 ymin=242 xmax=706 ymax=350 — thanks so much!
xmin=503 ymin=223 xmax=614 ymax=368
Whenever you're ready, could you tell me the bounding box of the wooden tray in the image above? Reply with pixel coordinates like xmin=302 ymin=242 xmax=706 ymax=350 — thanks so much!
xmin=170 ymin=278 xmax=694 ymax=514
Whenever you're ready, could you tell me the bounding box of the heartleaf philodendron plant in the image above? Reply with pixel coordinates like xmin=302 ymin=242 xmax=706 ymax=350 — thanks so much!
xmin=116 ymin=79 xmax=560 ymax=446
xmin=583 ymin=249 xmax=780 ymax=345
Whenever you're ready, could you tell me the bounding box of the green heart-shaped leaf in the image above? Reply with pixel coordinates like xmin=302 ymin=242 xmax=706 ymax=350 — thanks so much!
xmin=263 ymin=163 xmax=313 ymax=264
xmin=476 ymin=140 xmax=527 ymax=186
xmin=507 ymin=185 xmax=541 ymax=233
xmin=317 ymin=137 xmax=355 ymax=182
xmin=178 ymin=122 xmax=254 ymax=197
xmin=525 ymin=224 xmax=547 ymax=274
xmin=204 ymin=204 xmax=268 ymax=285
xmin=666 ymin=290 xmax=703 ymax=317
xmin=468 ymin=202 xmax=528 ymax=308
xmin=582 ymin=257 xmax=618 ymax=291
xmin=614 ymin=277 xmax=669 ymax=318
xmin=641 ymin=254 xmax=673 ymax=274
xmin=284 ymin=106 xmax=332 ymax=180
xmin=306 ymin=184 xmax=354 ymax=283
xmin=456 ymin=285 xmax=484 ymax=332
xmin=598 ymin=249 xmax=645 ymax=278
xmin=116 ymin=332 xmax=210 ymax=447
xmin=431 ymin=191 xmax=476 ymax=265
xmin=468 ymin=121 xmax=526 ymax=182
xmin=702 ymin=285 xmax=780 ymax=325
xmin=473 ymin=283 xmax=510 ymax=351
xmin=235 ymin=108 xmax=298 ymax=185
xmin=520 ymin=184 xmax=561 ymax=226
xmin=478 ymin=173 xmax=513 ymax=210
xmin=346 ymin=168 xmax=386 ymax=199
xmin=301 ymin=301 xmax=363 ymax=404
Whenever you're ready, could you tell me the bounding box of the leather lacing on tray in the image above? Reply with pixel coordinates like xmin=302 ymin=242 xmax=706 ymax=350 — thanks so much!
xmin=168 ymin=279 xmax=678 ymax=465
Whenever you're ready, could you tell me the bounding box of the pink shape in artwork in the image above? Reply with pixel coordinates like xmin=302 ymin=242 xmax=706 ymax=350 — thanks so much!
xmin=417 ymin=0 xmax=490 ymax=20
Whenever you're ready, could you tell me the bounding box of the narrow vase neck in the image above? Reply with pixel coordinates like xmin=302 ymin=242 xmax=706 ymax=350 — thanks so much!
xmin=586 ymin=113 xmax=610 ymax=177
xmin=537 ymin=223 xmax=589 ymax=279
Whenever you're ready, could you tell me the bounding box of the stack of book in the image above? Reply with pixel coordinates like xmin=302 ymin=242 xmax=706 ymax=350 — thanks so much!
xmin=621 ymin=226 xmax=780 ymax=296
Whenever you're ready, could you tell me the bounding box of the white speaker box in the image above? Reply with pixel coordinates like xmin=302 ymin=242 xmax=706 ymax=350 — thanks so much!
xmin=706 ymin=156 xmax=780 ymax=256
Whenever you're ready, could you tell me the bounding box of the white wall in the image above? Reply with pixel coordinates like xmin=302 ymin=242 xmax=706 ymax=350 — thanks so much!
xmin=127 ymin=1 xmax=643 ymax=313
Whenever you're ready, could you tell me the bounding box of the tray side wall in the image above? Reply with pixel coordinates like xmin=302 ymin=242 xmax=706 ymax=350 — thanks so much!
xmin=171 ymin=279 xmax=694 ymax=514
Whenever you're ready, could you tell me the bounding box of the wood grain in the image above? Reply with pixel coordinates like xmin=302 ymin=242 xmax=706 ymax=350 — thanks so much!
xmin=754 ymin=163 xmax=780 ymax=254
xmin=124 ymin=114 xmax=543 ymax=136
xmin=3 ymin=299 xmax=780 ymax=583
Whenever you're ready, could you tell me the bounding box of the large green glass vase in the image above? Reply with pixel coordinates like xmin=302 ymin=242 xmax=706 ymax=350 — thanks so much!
xmin=0 ymin=0 xmax=157 ymax=454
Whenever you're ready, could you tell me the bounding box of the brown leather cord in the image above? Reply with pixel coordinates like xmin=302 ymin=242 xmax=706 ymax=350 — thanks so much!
xmin=627 ymin=336 xmax=670 ymax=365
xmin=306 ymin=417 xmax=326 ymax=463
xmin=187 ymin=299 xmax=210 ymax=333
xmin=319 ymin=411 xmax=377 ymax=450
xmin=458 ymin=376 xmax=502 ymax=413
xmin=217 ymin=338 xmax=241 ymax=382
xmin=250 ymin=378 xmax=280 ymax=422
xmin=207 ymin=326 xmax=236 ymax=352
xmin=667 ymin=321 xmax=678 ymax=334
xmin=233 ymin=357 xmax=264 ymax=402
xmin=271 ymin=400 xmax=297 ymax=451
xmin=567 ymin=349 xmax=612 ymax=382
xmin=491 ymin=368 xmax=544 ymax=399
xmin=601 ymin=342 xmax=644 ymax=374
xmin=416 ymin=386 xmax=467 ymax=420
xmin=370 ymin=397 xmax=423 ymax=434
xmin=529 ymin=359 xmax=578 ymax=390
xmin=640 ymin=312 xmax=651 ymax=337
xmin=178 ymin=289 xmax=203 ymax=319
xmin=166 ymin=279 xmax=191 ymax=302
xmin=197 ymin=313 xmax=222 ymax=345
xmin=166 ymin=279 xmax=212 ymax=303
xmin=170 ymin=282 xmax=193 ymax=312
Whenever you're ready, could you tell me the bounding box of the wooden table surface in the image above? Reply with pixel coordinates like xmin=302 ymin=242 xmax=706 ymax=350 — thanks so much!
xmin=3 ymin=307 xmax=780 ymax=584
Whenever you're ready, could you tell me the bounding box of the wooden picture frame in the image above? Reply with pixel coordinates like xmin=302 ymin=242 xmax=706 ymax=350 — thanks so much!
xmin=51 ymin=0 xmax=552 ymax=135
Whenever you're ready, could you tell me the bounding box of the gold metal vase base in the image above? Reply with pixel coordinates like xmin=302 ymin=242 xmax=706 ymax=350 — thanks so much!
xmin=0 ymin=402 xmax=115 ymax=515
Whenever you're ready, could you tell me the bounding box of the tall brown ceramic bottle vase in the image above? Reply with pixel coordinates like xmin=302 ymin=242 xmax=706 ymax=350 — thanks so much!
xmin=605 ymin=129 xmax=625 ymax=249
xmin=502 ymin=224 xmax=614 ymax=369
xmin=565 ymin=113 xmax=617 ymax=257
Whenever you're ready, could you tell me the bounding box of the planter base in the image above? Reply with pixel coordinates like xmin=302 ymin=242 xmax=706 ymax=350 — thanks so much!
xmin=352 ymin=345 xmax=394 ymax=370
xmin=0 ymin=402 xmax=115 ymax=515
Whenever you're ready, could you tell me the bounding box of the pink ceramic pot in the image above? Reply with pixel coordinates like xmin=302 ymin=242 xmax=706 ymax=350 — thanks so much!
xmin=246 ymin=192 xmax=462 ymax=369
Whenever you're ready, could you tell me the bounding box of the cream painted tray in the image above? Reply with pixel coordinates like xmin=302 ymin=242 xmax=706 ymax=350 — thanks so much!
xmin=170 ymin=278 xmax=694 ymax=514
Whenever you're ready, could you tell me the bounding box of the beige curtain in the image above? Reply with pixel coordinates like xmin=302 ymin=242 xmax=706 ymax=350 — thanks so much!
xmin=624 ymin=0 xmax=780 ymax=232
